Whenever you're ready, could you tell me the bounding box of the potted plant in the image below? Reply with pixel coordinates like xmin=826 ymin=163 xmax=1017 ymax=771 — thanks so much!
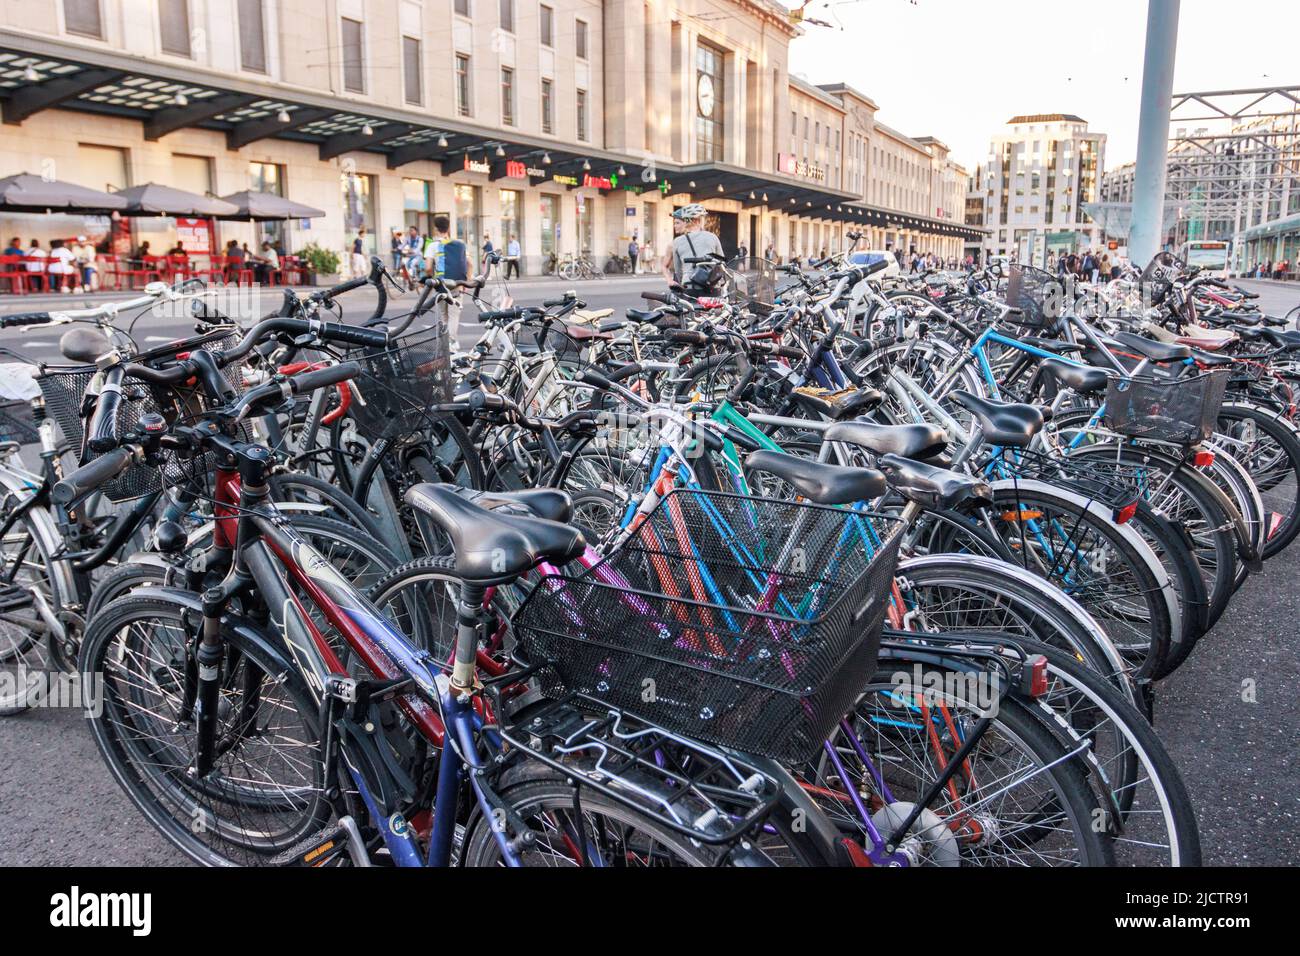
xmin=299 ymin=242 xmax=341 ymax=286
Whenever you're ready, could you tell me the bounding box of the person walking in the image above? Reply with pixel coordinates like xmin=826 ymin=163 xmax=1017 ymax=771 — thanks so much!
xmin=351 ymin=226 xmax=367 ymax=277
xmin=481 ymin=233 xmax=495 ymax=271
xmin=627 ymin=232 xmax=639 ymax=274
xmin=661 ymin=212 xmax=687 ymax=281
xmin=434 ymin=214 xmax=468 ymax=341
xmin=389 ymin=229 xmax=403 ymax=272
xmin=505 ymin=235 xmax=521 ymax=278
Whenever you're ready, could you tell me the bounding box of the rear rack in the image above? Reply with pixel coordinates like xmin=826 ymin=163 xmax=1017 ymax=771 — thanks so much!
xmin=496 ymin=691 xmax=784 ymax=846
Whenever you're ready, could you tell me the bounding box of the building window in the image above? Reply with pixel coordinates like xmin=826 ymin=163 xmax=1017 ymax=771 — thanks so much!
xmin=403 ymin=36 xmax=422 ymax=105
xmin=576 ymin=89 xmax=588 ymax=141
xmin=341 ymin=18 xmax=365 ymax=93
xmin=454 ymin=0 xmax=470 ymax=15
xmin=237 ymin=0 xmax=266 ymax=73
xmin=63 ymin=0 xmax=103 ymax=38
xmin=454 ymin=183 xmax=481 ymax=253
xmin=499 ymin=0 xmax=514 ymax=33
xmin=575 ymin=19 xmax=588 ymax=59
xmin=539 ymin=194 xmax=559 ymax=259
xmin=790 ymin=111 xmax=796 ymax=136
xmin=499 ymin=188 xmax=521 ymax=249
xmin=249 ymin=161 xmax=285 ymax=245
xmin=403 ymin=178 xmax=433 ymax=234
xmin=695 ymin=41 xmax=724 ymax=163
xmin=341 ymin=170 xmax=376 ymax=252
xmin=159 ymin=0 xmax=191 ymax=56
xmin=501 ymin=67 xmax=515 ymax=126
xmin=456 ymin=54 xmax=471 ymax=117
xmin=541 ymin=78 xmax=554 ymax=134
xmin=540 ymin=5 xmax=554 ymax=46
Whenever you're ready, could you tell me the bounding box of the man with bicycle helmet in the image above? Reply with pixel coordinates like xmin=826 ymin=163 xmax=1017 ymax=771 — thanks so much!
xmin=669 ymin=204 xmax=725 ymax=291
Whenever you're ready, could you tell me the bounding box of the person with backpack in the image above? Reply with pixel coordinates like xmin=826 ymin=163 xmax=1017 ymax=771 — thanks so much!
xmin=628 ymin=232 xmax=639 ymax=274
xmin=669 ymin=204 xmax=723 ymax=285
xmin=433 ymin=215 xmax=469 ymax=341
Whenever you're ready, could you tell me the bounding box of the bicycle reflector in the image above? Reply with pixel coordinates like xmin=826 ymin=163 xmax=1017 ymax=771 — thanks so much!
xmin=1114 ymin=500 xmax=1139 ymax=524
xmin=1193 ymin=450 xmax=1216 ymax=468
xmin=1025 ymin=655 xmax=1049 ymax=699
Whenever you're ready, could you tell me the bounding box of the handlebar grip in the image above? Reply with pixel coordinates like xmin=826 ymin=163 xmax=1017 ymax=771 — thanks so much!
xmin=288 ymin=361 xmax=362 ymax=396
xmin=316 ymin=274 xmax=370 ymax=302
xmin=53 ymin=447 xmax=135 ymax=506
xmin=578 ymin=368 xmax=615 ymax=391
xmin=477 ymin=308 xmax=522 ymax=322
xmin=319 ymin=322 xmax=388 ymax=348
xmin=604 ymin=363 xmax=645 ymax=383
xmin=694 ymin=426 xmax=723 ymax=454
xmin=640 ymin=292 xmax=674 ymax=305
xmin=86 ymin=366 xmax=125 ymax=453
xmin=0 ymin=311 xmax=53 ymax=327
xmin=543 ymin=297 xmax=572 ymax=308
xmin=666 ymin=329 xmax=709 ymax=346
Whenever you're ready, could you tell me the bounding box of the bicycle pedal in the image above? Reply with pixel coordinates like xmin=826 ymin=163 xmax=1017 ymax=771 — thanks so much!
xmin=269 ymin=824 xmax=352 ymax=867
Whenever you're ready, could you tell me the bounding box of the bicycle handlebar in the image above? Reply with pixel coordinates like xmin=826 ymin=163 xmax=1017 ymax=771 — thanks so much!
xmin=52 ymin=447 xmax=136 ymax=507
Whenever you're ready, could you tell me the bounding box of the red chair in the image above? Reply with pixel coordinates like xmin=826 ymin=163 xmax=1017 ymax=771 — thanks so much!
xmin=0 ymin=256 xmax=29 ymax=295
xmin=115 ymin=257 xmax=160 ymax=290
xmin=281 ymin=256 xmax=309 ymax=286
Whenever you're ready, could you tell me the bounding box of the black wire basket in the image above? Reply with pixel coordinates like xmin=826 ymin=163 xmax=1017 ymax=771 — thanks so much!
xmin=984 ymin=446 xmax=1142 ymax=514
xmin=35 ymin=330 xmax=248 ymax=502
xmin=343 ymin=319 xmax=452 ymax=443
xmin=1104 ymin=368 xmax=1229 ymax=445
xmin=511 ymin=489 xmax=904 ymax=763
xmin=1005 ymin=264 xmax=1066 ymax=328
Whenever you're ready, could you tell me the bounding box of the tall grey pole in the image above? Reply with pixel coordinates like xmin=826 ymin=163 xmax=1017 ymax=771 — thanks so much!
xmin=1129 ymin=0 xmax=1180 ymax=265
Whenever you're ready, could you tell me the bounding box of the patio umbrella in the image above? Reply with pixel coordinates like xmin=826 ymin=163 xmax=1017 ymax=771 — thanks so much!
xmin=0 ymin=172 xmax=129 ymax=215
xmin=114 ymin=183 xmax=239 ymax=217
xmin=216 ymin=190 xmax=326 ymax=221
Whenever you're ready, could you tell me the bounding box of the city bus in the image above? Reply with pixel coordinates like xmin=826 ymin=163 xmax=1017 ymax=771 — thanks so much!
xmin=1179 ymin=240 xmax=1232 ymax=279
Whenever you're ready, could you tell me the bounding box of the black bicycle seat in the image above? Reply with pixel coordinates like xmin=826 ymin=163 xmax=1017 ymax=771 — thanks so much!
xmin=744 ymin=450 xmax=885 ymax=505
xmin=823 ymin=420 xmax=948 ymax=461
xmin=405 ymin=484 xmax=585 ymax=583
xmin=1111 ymin=331 xmax=1192 ymax=363
xmin=456 ymin=487 xmax=574 ymax=523
xmin=949 ymin=391 xmax=1046 ymax=447
xmin=877 ymin=454 xmax=992 ymax=511
xmin=1037 ymin=357 xmax=1110 ymax=396
xmin=1261 ymin=327 xmax=1300 ymax=351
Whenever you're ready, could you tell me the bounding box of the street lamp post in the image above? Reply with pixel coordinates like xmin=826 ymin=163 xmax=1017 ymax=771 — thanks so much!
xmin=1130 ymin=0 xmax=1181 ymax=266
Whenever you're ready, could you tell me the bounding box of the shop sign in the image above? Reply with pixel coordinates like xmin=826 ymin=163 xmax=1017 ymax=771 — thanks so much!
xmin=583 ymin=174 xmax=613 ymax=189
xmin=552 ymin=174 xmax=579 ymax=186
xmin=626 ymin=207 xmax=637 ymax=217
xmin=175 ymin=217 xmax=211 ymax=254
xmin=777 ymin=153 xmax=826 ymax=182
xmin=463 ymin=156 xmax=491 ymax=174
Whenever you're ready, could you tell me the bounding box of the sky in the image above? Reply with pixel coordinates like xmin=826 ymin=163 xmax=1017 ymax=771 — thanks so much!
xmin=783 ymin=0 xmax=1297 ymax=174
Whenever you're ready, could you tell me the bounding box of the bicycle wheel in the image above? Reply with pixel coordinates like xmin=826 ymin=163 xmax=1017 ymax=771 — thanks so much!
xmin=0 ymin=508 xmax=71 ymax=714
xmin=1014 ymin=638 xmax=1201 ymax=866
xmin=1216 ymin=402 xmax=1300 ymax=558
xmin=461 ymin=772 xmax=720 ymax=866
xmin=894 ymin=554 xmax=1132 ymax=695
xmin=80 ymin=594 xmax=331 ymax=865
xmin=984 ymin=481 xmax=1175 ymax=679
xmin=815 ymin=667 xmax=1115 ymax=866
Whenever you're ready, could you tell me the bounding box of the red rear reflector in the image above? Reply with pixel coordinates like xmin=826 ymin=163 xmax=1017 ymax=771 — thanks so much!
xmin=1028 ymin=655 xmax=1049 ymax=698
xmin=1115 ymin=502 xmax=1138 ymax=524
xmin=1193 ymin=451 xmax=1216 ymax=467
xmin=841 ymin=838 xmax=873 ymax=867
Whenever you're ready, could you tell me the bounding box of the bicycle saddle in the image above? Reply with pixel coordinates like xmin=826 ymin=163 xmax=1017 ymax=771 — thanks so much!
xmin=1037 ymin=357 xmax=1109 ymax=397
xmin=791 ymin=386 xmax=884 ymax=421
xmin=454 ymin=487 xmax=574 ymax=523
xmin=1189 ymin=349 xmax=1236 ymax=367
xmin=823 ymin=420 xmax=948 ymax=461
xmin=1261 ymin=327 xmax=1300 ymax=351
xmin=1019 ymin=335 xmax=1083 ymax=354
xmin=1110 ymin=331 xmax=1192 ymax=363
xmin=744 ymin=450 xmax=886 ymax=505
xmin=1260 ymin=314 xmax=1288 ymax=327
xmin=949 ymin=391 xmax=1046 ymax=447
xmin=404 ymin=483 xmax=585 ymax=583
xmin=877 ymin=454 xmax=993 ymax=511
xmin=60 ymin=327 xmax=113 ymax=363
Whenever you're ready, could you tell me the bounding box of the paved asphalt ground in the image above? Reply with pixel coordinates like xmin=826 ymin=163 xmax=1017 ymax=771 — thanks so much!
xmin=0 ymin=278 xmax=1297 ymax=865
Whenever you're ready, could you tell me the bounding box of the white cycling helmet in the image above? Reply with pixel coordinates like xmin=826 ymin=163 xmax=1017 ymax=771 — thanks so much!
xmin=673 ymin=203 xmax=708 ymax=221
